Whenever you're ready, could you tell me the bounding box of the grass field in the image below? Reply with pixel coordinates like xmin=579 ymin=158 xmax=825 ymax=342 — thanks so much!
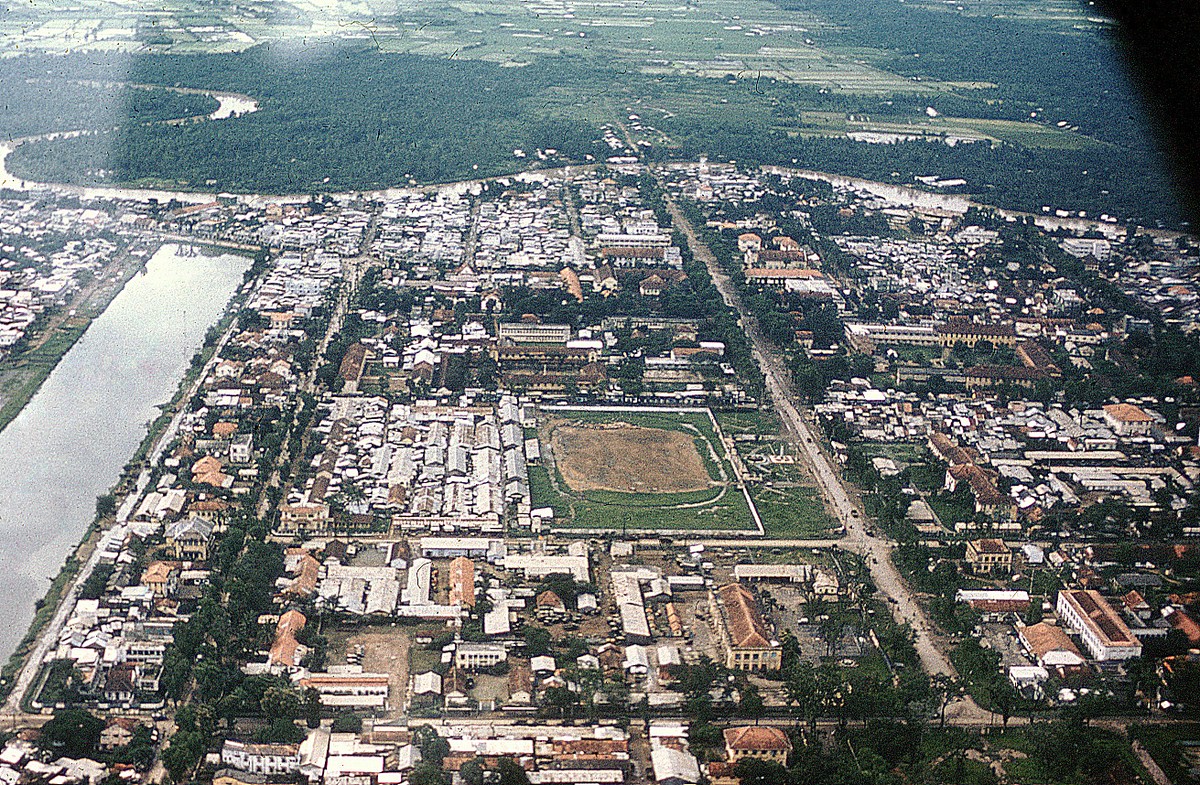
xmin=535 ymin=408 xmax=759 ymax=532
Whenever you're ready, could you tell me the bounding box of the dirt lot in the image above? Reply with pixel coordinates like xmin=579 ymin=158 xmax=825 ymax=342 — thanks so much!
xmin=330 ymin=628 xmax=412 ymax=718
xmin=550 ymin=423 xmax=712 ymax=493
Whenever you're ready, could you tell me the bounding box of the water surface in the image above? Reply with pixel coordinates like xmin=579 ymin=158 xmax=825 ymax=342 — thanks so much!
xmin=0 ymin=244 xmax=247 ymax=658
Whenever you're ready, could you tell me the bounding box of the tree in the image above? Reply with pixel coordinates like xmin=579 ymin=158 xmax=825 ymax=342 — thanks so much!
xmin=495 ymin=758 xmax=532 ymax=785
xmin=523 ymin=625 xmax=553 ymax=657
xmin=459 ymin=758 xmax=486 ymax=785
xmin=413 ymin=725 xmax=450 ymax=766
xmin=161 ymin=730 xmax=205 ymax=782
xmin=733 ymin=757 xmax=789 ymax=785
xmin=739 ymin=682 xmax=765 ymax=724
xmin=408 ymin=762 xmax=448 ymax=785
xmin=95 ymin=493 xmax=117 ymax=519
xmin=303 ymin=687 xmax=323 ymax=728
xmin=39 ymin=709 xmax=104 ymax=758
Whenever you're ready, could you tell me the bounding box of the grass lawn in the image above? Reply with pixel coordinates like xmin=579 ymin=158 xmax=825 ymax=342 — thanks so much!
xmin=755 ymin=484 xmax=839 ymax=538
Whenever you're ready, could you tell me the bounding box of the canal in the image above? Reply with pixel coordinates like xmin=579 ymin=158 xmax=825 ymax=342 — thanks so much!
xmin=0 ymin=244 xmax=248 ymax=659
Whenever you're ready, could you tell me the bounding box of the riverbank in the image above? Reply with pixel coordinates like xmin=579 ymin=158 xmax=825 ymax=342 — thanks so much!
xmin=0 ymin=245 xmax=251 ymax=712
xmin=0 ymin=244 xmax=156 ymax=436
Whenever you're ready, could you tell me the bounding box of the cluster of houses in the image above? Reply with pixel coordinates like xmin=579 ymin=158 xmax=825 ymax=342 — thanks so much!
xmin=278 ymin=394 xmax=535 ymax=538
xmin=0 ymin=197 xmax=152 ymax=355
xmin=815 ymin=380 xmax=1199 ymax=529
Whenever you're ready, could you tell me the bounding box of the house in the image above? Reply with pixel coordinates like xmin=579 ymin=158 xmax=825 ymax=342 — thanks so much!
xmin=640 ymin=275 xmax=666 ymax=297
xmin=164 ymin=515 xmax=214 ymax=562
xmin=456 ymin=643 xmax=507 ymax=670
xmin=448 ymin=557 xmax=475 ymax=608
xmin=141 ymin=560 xmax=179 ymax=598
xmin=651 ymin=747 xmax=701 ymax=785
xmin=713 ymin=583 xmax=781 ymax=672
xmin=965 ymin=539 xmax=1013 ymax=575
xmin=723 ymin=726 xmax=792 ymax=764
xmin=444 ymin=667 xmax=471 ymax=708
xmin=535 ymin=590 xmax=567 ymax=617
xmin=413 ymin=671 xmax=443 ymax=697
xmin=1102 ymin=403 xmax=1155 ymax=436
xmin=935 ymin=320 xmax=1018 ymax=348
xmin=103 ymin=662 xmax=138 ymax=705
xmin=220 ymin=740 xmax=301 ymax=776
xmin=507 ymin=664 xmax=533 ymax=706
xmin=229 ymin=433 xmax=254 ymax=464
xmin=1019 ymin=622 xmax=1086 ymax=669
xmin=99 ymin=718 xmax=140 ymax=750
xmin=268 ymin=609 xmax=308 ymax=669
xmin=277 ymin=503 xmax=330 ymax=536
xmin=297 ymin=671 xmax=390 ymax=709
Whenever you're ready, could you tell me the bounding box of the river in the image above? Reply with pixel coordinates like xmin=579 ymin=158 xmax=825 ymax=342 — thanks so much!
xmin=0 ymin=244 xmax=248 ymax=659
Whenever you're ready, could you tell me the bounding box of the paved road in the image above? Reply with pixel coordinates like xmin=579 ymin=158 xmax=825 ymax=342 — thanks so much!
xmin=662 ymin=195 xmax=990 ymax=724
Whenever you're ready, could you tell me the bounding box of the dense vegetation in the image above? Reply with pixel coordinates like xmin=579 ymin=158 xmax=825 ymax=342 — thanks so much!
xmin=0 ymin=57 xmax=217 ymax=139
xmin=9 ymin=46 xmax=605 ymax=193
xmin=5 ymin=6 xmax=1187 ymax=225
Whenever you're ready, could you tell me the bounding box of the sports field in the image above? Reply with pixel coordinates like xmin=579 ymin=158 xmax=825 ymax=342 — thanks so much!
xmin=552 ymin=422 xmax=713 ymax=494
xmin=534 ymin=408 xmax=760 ymax=533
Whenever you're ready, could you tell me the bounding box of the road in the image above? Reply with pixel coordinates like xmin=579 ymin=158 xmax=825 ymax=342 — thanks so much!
xmin=662 ymin=194 xmax=990 ymax=724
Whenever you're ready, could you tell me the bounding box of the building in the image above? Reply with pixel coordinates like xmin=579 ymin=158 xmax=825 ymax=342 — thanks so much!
xmin=733 ymin=564 xmax=810 ymax=584
xmin=456 ymin=642 xmax=508 ymax=670
xmin=723 ymin=726 xmax=792 ymax=764
xmin=1056 ymin=590 xmax=1143 ymax=661
xmin=935 ymin=320 xmax=1018 ymax=348
xmin=955 ymin=589 xmax=1030 ymax=618
xmin=965 ymin=538 xmax=1013 ymax=575
xmin=1019 ymin=622 xmax=1086 ymax=669
xmin=99 ymin=718 xmax=140 ymax=750
xmin=141 ymin=561 xmax=178 ymax=597
xmin=712 ymin=583 xmax=781 ymax=672
xmin=498 ymin=323 xmax=571 ymax=345
xmin=448 ymin=557 xmax=476 ymax=608
xmin=164 ymin=516 xmax=213 ymax=561
xmin=1102 ymin=403 xmax=1155 ymax=437
xmin=298 ymin=671 xmax=390 ymax=709
xmin=278 ymin=503 xmax=330 ymax=536
xmin=650 ymin=747 xmax=701 ymax=785
xmin=221 ymin=740 xmax=301 ymax=776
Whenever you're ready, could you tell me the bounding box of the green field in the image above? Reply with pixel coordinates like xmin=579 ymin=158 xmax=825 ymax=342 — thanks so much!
xmin=534 ymin=408 xmax=760 ymax=533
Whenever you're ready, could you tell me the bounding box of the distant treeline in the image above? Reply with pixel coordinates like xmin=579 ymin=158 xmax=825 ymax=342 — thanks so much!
xmin=4 ymin=35 xmax=1186 ymax=225
xmin=0 ymin=57 xmax=217 ymax=139
xmin=7 ymin=46 xmax=605 ymax=193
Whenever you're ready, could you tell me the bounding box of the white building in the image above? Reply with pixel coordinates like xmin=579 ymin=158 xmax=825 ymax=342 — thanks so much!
xmin=1056 ymin=590 xmax=1142 ymax=661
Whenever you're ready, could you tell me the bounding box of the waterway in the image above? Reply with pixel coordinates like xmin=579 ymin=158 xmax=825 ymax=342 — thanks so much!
xmin=0 ymin=244 xmax=248 ymax=659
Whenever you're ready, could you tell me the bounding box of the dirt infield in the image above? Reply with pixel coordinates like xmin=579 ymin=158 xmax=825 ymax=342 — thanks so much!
xmin=551 ymin=422 xmax=714 ymax=493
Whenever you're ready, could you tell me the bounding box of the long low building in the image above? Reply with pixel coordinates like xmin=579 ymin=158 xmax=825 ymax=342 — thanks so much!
xmin=733 ymin=564 xmax=810 ymax=584
xmin=297 ymin=671 xmax=390 ymax=709
xmin=1056 ymin=590 xmax=1142 ymax=661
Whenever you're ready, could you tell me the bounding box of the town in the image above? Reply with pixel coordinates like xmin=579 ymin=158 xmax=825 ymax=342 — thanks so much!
xmin=0 ymin=157 xmax=1197 ymax=785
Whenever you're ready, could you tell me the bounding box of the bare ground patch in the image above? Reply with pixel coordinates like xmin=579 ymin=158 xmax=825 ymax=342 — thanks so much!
xmin=330 ymin=628 xmax=411 ymax=718
xmin=550 ymin=422 xmax=713 ymax=493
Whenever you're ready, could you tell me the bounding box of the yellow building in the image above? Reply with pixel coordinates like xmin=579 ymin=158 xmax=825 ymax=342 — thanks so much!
xmin=723 ymin=726 xmax=793 ymax=764
xmin=712 ymin=583 xmax=781 ymax=672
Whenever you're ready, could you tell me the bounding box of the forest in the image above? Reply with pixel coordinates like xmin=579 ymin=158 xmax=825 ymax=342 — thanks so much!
xmin=7 ymin=47 xmax=606 ymax=193
xmin=3 ymin=21 xmax=1187 ymax=226
xmin=0 ymin=56 xmax=217 ymax=140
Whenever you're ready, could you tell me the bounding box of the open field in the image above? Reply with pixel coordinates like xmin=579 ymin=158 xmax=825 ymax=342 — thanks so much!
xmin=327 ymin=627 xmax=411 ymax=719
xmin=551 ymin=422 xmax=712 ymax=494
xmin=536 ymin=408 xmax=759 ymax=532
xmin=792 ymin=110 xmax=1099 ymax=150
